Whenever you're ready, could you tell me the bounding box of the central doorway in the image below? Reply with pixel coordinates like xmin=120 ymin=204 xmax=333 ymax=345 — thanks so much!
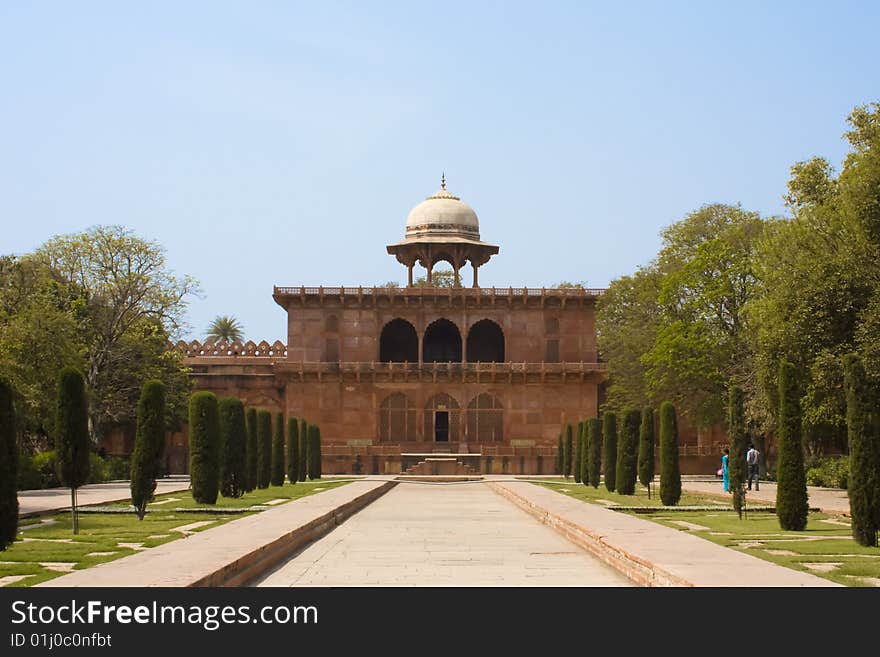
xmin=434 ymin=411 xmax=449 ymax=442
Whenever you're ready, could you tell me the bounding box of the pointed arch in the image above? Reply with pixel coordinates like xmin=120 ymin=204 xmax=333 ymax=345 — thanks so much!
xmin=378 ymin=393 xmax=416 ymax=442
xmin=466 ymin=393 xmax=503 ymax=442
xmin=423 ymin=318 xmax=462 ymax=363
xmin=379 ymin=318 xmax=418 ymax=362
xmin=466 ymin=319 xmax=505 ymax=362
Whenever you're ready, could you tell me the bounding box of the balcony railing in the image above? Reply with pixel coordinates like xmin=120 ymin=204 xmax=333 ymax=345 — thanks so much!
xmin=273 ymin=285 xmax=605 ymax=297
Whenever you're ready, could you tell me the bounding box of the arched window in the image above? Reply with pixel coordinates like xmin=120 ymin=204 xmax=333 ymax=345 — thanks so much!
xmin=424 ymin=394 xmax=461 ymax=443
xmin=466 ymin=319 xmax=505 ymax=362
xmin=423 ymin=319 xmax=462 ymax=363
xmin=378 ymin=393 xmax=416 ymax=442
xmin=379 ymin=319 xmax=418 ymax=362
xmin=466 ymin=393 xmax=503 ymax=442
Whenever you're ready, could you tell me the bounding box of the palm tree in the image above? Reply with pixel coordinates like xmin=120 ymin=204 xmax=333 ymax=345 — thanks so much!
xmin=206 ymin=315 xmax=244 ymax=343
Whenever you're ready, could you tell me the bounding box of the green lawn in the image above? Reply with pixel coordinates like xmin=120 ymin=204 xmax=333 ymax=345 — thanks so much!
xmin=530 ymin=478 xmax=730 ymax=508
xmin=2 ymin=480 xmax=347 ymax=588
xmin=539 ymin=481 xmax=880 ymax=587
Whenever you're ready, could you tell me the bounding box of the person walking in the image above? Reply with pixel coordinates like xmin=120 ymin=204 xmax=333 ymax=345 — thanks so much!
xmin=746 ymin=443 xmax=760 ymax=491
xmin=721 ymin=448 xmax=730 ymax=493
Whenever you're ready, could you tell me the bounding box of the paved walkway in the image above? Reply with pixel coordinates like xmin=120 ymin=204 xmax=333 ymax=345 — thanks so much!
xmin=255 ymin=482 xmax=633 ymax=586
xmin=680 ymin=479 xmax=850 ymax=514
xmin=18 ymin=477 xmax=192 ymax=517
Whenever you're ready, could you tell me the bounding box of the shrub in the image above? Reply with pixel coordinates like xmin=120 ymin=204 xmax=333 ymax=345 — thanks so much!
xmin=131 ymin=380 xmax=166 ymax=518
xmin=659 ymin=402 xmax=681 ymax=506
xmin=602 ymin=412 xmax=617 ymax=492
xmin=574 ymin=421 xmax=584 ymax=483
xmin=189 ymin=391 xmax=220 ymax=504
xmin=843 ymin=354 xmax=880 ymax=546
xmin=87 ymin=453 xmax=108 ymax=484
xmin=287 ymin=416 xmax=299 ymax=484
xmin=0 ymin=378 xmax=18 ymax=550
xmin=16 ymin=453 xmax=42 ymax=490
xmin=218 ymin=397 xmax=246 ymax=499
xmin=637 ymin=407 xmax=655 ymax=497
xmin=563 ymin=424 xmax=573 ymax=478
xmin=245 ymin=408 xmax=258 ymax=492
xmin=107 ymin=457 xmax=131 ymax=481
xmin=55 ymin=367 xmax=91 ymax=533
xmin=805 ymin=456 xmax=849 ymax=489
xmin=616 ymin=409 xmax=639 ymax=495
xmin=728 ymin=387 xmax=747 ymax=518
xmin=271 ymin=412 xmax=285 ymax=486
xmin=587 ymin=418 xmax=602 ymax=488
xmin=32 ymin=450 xmax=60 ymax=488
xmin=776 ymin=362 xmax=808 ymax=531
xmin=256 ymin=410 xmax=272 ymax=489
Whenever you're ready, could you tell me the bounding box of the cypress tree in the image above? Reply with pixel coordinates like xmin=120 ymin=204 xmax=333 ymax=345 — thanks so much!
xmin=555 ymin=433 xmax=563 ymax=475
xmin=287 ymin=416 xmax=300 ymax=484
xmin=55 ymin=367 xmax=91 ymax=534
xmin=776 ymin=362 xmax=808 ymax=531
xmin=218 ymin=397 xmax=246 ymax=499
xmin=256 ymin=410 xmax=272 ymax=489
xmin=659 ymin=402 xmax=681 ymax=506
xmin=131 ymin=380 xmax=166 ymax=519
xmin=602 ymin=411 xmax=617 ymax=492
xmin=587 ymin=418 xmax=602 ymax=488
xmin=299 ymin=418 xmax=309 ymax=481
xmin=563 ymin=424 xmax=573 ymax=478
xmin=843 ymin=354 xmax=880 ymax=546
xmin=728 ymin=387 xmax=748 ymax=519
xmin=271 ymin=412 xmax=285 ymax=486
xmin=616 ymin=409 xmax=639 ymax=495
xmin=245 ymin=407 xmax=258 ymax=492
xmin=0 ymin=379 xmax=19 ymax=550
xmin=308 ymin=424 xmax=322 ymax=480
xmin=189 ymin=391 xmax=220 ymax=504
xmin=637 ymin=407 xmax=655 ymax=498
xmin=574 ymin=421 xmax=584 ymax=483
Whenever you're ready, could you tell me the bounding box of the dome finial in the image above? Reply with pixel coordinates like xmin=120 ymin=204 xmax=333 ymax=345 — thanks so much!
xmin=441 ymin=172 xmax=446 ymax=190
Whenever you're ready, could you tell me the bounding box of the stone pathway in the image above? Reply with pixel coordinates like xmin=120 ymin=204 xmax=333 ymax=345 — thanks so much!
xmin=679 ymin=479 xmax=850 ymax=515
xmin=18 ymin=478 xmax=192 ymax=517
xmin=255 ymin=483 xmax=633 ymax=587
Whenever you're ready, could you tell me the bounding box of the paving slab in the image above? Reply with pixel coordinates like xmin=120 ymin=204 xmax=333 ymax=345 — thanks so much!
xmin=39 ymin=480 xmax=390 ymax=587
xmin=18 ymin=478 xmax=192 ymax=517
xmin=255 ymin=482 xmax=633 ymax=587
xmin=489 ymin=480 xmax=838 ymax=587
xmin=679 ymin=480 xmax=850 ymax=515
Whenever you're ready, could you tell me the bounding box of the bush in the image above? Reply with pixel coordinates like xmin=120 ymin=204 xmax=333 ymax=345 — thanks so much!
xmin=0 ymin=378 xmax=18 ymax=550
xmin=189 ymin=391 xmax=220 ymax=505
xmin=245 ymin=407 xmax=258 ymax=492
xmin=602 ymin=412 xmax=617 ymax=492
xmin=805 ymin=456 xmax=849 ymax=489
xmin=616 ymin=409 xmax=639 ymax=495
xmin=33 ymin=451 xmax=60 ymax=488
xmin=271 ymin=412 xmax=285 ymax=487
xmin=287 ymin=416 xmax=299 ymax=484
xmin=218 ymin=397 xmax=246 ymax=499
xmin=16 ymin=453 xmax=43 ymax=490
xmin=659 ymin=402 xmax=681 ymax=506
xmin=87 ymin=453 xmax=108 ymax=484
xmin=587 ymin=418 xmax=602 ymax=488
xmin=131 ymin=380 xmax=166 ymax=518
xmin=776 ymin=361 xmax=808 ymax=531
xmin=107 ymin=457 xmax=131 ymax=481
xmin=256 ymin=410 xmax=272 ymax=489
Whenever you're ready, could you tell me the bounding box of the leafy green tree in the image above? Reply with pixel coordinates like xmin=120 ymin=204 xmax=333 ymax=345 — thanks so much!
xmin=218 ymin=397 xmax=246 ymax=499
xmin=206 ymin=315 xmax=244 ymax=343
xmin=659 ymin=402 xmax=681 ymax=506
xmin=842 ymin=354 xmax=880 ymax=546
xmin=574 ymin=421 xmax=584 ymax=483
xmin=728 ymin=387 xmax=748 ymax=519
xmin=616 ymin=410 xmax=639 ymax=495
xmin=256 ymin=410 xmax=272 ymax=489
xmin=0 ymin=378 xmax=18 ymax=549
xmin=271 ymin=412 xmax=285 ymax=486
xmin=563 ymin=424 xmax=573 ymax=478
xmin=287 ymin=416 xmax=300 ymax=484
xmin=299 ymin=418 xmax=309 ymax=482
xmin=244 ymin=407 xmax=258 ymax=492
xmin=413 ymin=268 xmax=457 ymax=287
xmin=587 ymin=418 xmax=602 ymax=488
xmin=131 ymin=380 xmax=166 ymax=519
xmin=602 ymin=412 xmax=617 ymax=492
xmin=637 ymin=407 xmax=655 ymax=497
xmin=55 ymin=367 xmax=91 ymax=533
xmin=775 ymin=362 xmax=808 ymax=531
xmin=189 ymin=392 xmax=220 ymax=505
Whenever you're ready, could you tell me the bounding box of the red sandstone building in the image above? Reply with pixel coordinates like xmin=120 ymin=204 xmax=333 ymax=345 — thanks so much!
xmin=167 ymin=178 xmax=608 ymax=474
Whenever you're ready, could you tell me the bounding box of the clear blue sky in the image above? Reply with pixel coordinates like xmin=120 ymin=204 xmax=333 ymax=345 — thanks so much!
xmin=2 ymin=2 xmax=877 ymax=342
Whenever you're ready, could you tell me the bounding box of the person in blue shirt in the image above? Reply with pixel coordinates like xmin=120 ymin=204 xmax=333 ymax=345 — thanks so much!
xmin=721 ymin=448 xmax=730 ymax=493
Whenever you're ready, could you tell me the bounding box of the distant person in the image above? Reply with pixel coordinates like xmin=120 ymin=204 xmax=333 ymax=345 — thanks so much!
xmin=721 ymin=448 xmax=730 ymax=493
xmin=746 ymin=443 xmax=760 ymax=491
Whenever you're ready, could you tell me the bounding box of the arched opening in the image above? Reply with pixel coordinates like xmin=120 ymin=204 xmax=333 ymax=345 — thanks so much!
xmin=378 ymin=393 xmax=416 ymax=442
xmin=466 ymin=319 xmax=505 ymax=362
xmin=379 ymin=319 xmax=418 ymax=362
xmin=466 ymin=393 xmax=503 ymax=442
xmin=424 ymin=394 xmax=461 ymax=443
xmin=422 ymin=319 xmax=462 ymax=363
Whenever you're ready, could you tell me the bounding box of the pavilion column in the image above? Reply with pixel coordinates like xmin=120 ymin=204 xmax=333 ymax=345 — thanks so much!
xmin=407 ymin=263 xmax=414 ymax=287
xmin=453 ymin=262 xmax=461 ymax=287
xmin=426 ymin=263 xmax=433 ymax=286
xmin=472 ymin=262 xmax=479 ymax=288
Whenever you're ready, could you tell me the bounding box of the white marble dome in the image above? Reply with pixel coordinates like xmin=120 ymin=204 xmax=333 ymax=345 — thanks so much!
xmin=404 ymin=178 xmax=480 ymax=240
